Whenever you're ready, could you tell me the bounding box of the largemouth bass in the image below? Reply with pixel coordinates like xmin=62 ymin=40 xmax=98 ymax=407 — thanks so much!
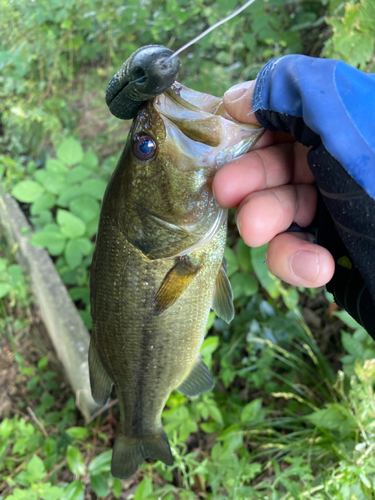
xmin=89 ymin=45 xmax=263 ymax=479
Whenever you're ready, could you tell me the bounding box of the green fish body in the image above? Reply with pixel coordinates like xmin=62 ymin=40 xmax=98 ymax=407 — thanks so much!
xmin=89 ymin=48 xmax=263 ymax=479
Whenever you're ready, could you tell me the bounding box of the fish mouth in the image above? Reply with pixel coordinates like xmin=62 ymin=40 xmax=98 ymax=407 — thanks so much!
xmin=154 ymin=82 xmax=264 ymax=171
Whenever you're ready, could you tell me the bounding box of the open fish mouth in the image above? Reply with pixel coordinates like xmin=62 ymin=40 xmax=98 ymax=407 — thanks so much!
xmin=155 ymin=82 xmax=263 ymax=169
xmin=105 ymin=43 xmax=263 ymax=167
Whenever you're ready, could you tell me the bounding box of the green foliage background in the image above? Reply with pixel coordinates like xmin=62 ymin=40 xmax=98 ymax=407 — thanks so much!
xmin=2 ymin=0 xmax=370 ymax=156
xmin=1 ymin=0 xmax=375 ymax=498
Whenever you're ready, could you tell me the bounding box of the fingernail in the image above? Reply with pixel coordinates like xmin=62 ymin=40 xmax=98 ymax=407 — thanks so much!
xmin=224 ymin=81 xmax=253 ymax=103
xmin=290 ymin=251 xmax=319 ymax=282
xmin=236 ymin=210 xmax=243 ymax=237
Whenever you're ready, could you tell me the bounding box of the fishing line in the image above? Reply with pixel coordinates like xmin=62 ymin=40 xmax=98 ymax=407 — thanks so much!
xmin=163 ymin=0 xmax=258 ymax=63
xmin=126 ymin=74 xmax=148 ymax=87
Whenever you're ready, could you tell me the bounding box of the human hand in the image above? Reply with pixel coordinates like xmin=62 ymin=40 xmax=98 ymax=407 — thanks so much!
xmin=213 ymin=80 xmax=335 ymax=288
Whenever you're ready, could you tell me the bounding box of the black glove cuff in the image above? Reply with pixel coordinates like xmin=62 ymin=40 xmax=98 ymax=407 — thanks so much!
xmin=255 ymin=109 xmax=322 ymax=148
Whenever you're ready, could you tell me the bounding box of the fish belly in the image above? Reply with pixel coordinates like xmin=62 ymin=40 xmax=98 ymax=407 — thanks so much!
xmin=90 ymin=220 xmax=226 ymax=429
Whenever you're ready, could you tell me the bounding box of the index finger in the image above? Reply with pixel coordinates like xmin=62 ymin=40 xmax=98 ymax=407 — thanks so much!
xmin=213 ymin=141 xmax=313 ymax=208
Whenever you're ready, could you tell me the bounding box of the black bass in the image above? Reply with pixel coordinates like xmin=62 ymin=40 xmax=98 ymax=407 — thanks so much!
xmin=89 ymin=45 xmax=263 ymax=479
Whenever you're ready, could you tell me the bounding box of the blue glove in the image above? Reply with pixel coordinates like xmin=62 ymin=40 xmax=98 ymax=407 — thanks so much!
xmin=253 ymin=55 xmax=375 ymax=338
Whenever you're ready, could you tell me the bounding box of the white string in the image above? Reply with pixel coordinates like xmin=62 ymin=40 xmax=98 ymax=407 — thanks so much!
xmin=163 ymin=0 xmax=258 ymax=63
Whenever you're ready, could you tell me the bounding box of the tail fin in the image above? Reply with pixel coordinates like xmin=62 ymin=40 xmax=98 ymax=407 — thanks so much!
xmin=111 ymin=429 xmax=174 ymax=479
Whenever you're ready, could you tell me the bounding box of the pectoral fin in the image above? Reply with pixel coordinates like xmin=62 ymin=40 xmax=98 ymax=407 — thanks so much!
xmin=88 ymin=339 xmax=113 ymax=405
xmin=177 ymin=356 xmax=215 ymax=396
xmin=212 ymin=261 xmax=234 ymax=323
xmin=154 ymin=258 xmax=200 ymax=315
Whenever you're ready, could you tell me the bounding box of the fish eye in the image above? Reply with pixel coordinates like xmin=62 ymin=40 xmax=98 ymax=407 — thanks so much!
xmin=133 ymin=135 xmax=156 ymax=160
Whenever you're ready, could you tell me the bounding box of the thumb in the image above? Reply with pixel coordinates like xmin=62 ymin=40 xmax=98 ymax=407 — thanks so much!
xmin=223 ymin=81 xmax=259 ymax=125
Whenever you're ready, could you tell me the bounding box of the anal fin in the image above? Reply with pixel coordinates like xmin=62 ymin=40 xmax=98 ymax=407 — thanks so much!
xmin=212 ymin=260 xmax=234 ymax=323
xmin=154 ymin=257 xmax=200 ymax=315
xmin=177 ymin=356 xmax=215 ymax=397
xmin=88 ymin=339 xmax=113 ymax=405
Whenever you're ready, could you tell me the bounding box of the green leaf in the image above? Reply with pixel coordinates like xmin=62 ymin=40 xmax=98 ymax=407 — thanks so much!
xmin=31 ymin=227 xmax=67 ymax=256
xmin=241 ymin=398 xmax=263 ymax=424
xmin=45 ymin=158 xmax=69 ymax=173
xmin=334 ymin=311 xmax=361 ymax=330
xmin=65 ymin=241 xmax=83 ymax=268
xmin=11 ymin=180 xmax=44 ymax=203
xmin=65 ymin=238 xmax=92 ymax=269
xmin=85 ymin=213 xmax=100 ymax=239
xmin=134 ymin=476 xmax=153 ymax=500
xmin=57 ymin=138 xmax=84 ymax=166
xmin=38 ymin=357 xmax=49 ymax=371
xmin=0 ymin=418 xmax=13 ymax=437
xmin=7 ymin=488 xmax=38 ymax=499
xmin=66 ymin=166 xmax=91 ymax=184
xmin=90 ymin=474 xmax=109 ymax=498
xmin=57 ymin=186 xmax=83 ymax=207
xmin=231 ymin=273 xmax=258 ymax=299
xmin=305 ymin=407 xmax=346 ymax=430
xmin=0 ymin=258 xmax=7 ymax=273
xmin=25 ymin=455 xmax=46 ymax=482
xmin=341 ymin=331 xmax=363 ymax=358
xmin=7 ymin=264 xmax=22 ymax=286
xmin=80 ymin=309 xmax=92 ymax=330
xmin=57 ymin=209 xmax=86 ymax=238
xmin=81 ymin=151 xmax=99 ymax=170
xmin=39 ymin=171 xmax=68 ymax=195
xmin=40 ymin=392 xmax=55 ymax=411
xmin=251 ymin=245 xmax=280 ymax=298
xmin=31 ymin=193 xmax=56 ymax=215
xmin=211 ymin=443 xmax=237 ymax=467
xmin=200 ymin=422 xmax=218 ymax=433
xmin=206 ymin=311 xmax=216 ymax=332
xmin=201 ymin=336 xmax=219 ymax=356
xmin=209 ymin=405 xmax=224 ymax=426
xmin=80 ymin=179 xmax=107 ymax=200
xmin=237 ymin=238 xmax=253 ymax=272
xmin=69 ymin=195 xmax=99 ymax=223
xmin=282 ymin=287 xmax=299 ymax=311
xmin=66 ymin=445 xmax=85 ymax=476
xmin=61 ymin=480 xmax=84 ymax=500
xmin=31 ymin=210 xmax=53 ymax=228
xmin=65 ymin=427 xmax=88 ymax=440
xmin=69 ymin=286 xmax=90 ymax=305
xmin=88 ymin=450 xmax=112 ymax=475
xmin=112 ymin=478 xmax=122 ymax=498
xmin=224 ymin=246 xmax=239 ymax=277
xmin=38 ymin=484 xmax=64 ymax=500
xmin=0 ymin=282 xmax=11 ymax=298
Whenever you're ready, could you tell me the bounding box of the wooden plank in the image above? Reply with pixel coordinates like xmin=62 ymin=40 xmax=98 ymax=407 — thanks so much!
xmin=0 ymin=190 xmax=100 ymax=419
